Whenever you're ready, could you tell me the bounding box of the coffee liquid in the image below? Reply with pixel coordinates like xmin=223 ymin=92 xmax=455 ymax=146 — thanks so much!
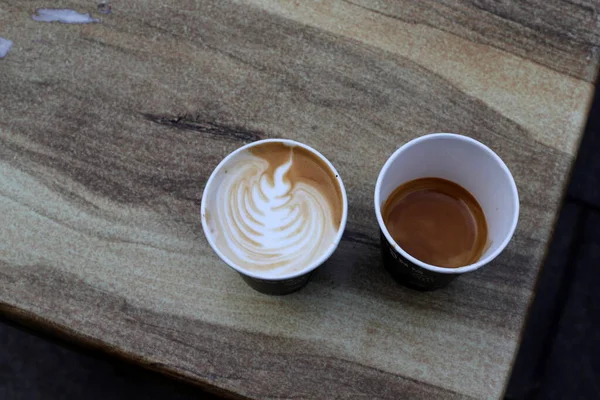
xmin=382 ymin=178 xmax=487 ymax=268
xmin=205 ymin=141 xmax=344 ymax=276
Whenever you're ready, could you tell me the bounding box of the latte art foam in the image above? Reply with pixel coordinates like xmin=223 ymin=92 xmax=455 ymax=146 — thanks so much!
xmin=205 ymin=142 xmax=343 ymax=277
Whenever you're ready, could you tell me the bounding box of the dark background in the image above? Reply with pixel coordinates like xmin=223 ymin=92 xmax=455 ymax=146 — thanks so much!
xmin=2 ymin=87 xmax=599 ymax=400
xmin=504 ymin=82 xmax=600 ymax=399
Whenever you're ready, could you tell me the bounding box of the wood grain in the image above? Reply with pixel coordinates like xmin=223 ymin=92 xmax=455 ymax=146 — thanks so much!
xmin=0 ymin=0 xmax=597 ymax=398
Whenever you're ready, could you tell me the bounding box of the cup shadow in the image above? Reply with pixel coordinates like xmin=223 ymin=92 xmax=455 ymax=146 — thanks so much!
xmin=303 ymin=231 xmax=526 ymax=330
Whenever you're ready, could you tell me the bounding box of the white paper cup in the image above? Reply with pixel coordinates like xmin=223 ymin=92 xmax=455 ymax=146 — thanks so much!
xmin=201 ymin=139 xmax=348 ymax=295
xmin=374 ymin=133 xmax=519 ymax=290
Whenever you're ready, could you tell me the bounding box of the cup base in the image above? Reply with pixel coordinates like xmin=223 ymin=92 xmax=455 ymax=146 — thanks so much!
xmin=240 ymin=272 xmax=313 ymax=295
xmin=379 ymin=232 xmax=458 ymax=291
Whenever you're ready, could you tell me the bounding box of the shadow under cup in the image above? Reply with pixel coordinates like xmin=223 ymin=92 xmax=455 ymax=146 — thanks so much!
xmin=374 ymin=134 xmax=520 ymax=290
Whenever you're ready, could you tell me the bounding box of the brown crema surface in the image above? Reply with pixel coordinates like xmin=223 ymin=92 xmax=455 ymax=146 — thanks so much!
xmin=249 ymin=142 xmax=343 ymax=228
xmin=383 ymin=178 xmax=488 ymax=268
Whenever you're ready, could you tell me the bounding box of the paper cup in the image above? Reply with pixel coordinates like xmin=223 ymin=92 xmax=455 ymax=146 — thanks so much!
xmin=374 ymin=133 xmax=519 ymax=290
xmin=201 ymin=139 xmax=348 ymax=295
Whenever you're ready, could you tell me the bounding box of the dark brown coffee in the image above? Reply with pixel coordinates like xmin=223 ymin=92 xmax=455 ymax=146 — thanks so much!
xmin=382 ymin=177 xmax=487 ymax=268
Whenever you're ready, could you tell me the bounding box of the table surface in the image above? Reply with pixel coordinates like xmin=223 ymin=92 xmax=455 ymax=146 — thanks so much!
xmin=1 ymin=1 xmax=598 ymax=399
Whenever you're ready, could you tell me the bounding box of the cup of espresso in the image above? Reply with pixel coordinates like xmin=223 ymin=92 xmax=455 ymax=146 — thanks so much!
xmin=201 ymin=139 xmax=348 ymax=295
xmin=374 ymin=133 xmax=519 ymax=290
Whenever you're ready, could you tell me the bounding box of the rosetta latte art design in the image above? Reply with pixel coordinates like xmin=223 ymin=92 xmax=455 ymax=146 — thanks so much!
xmin=207 ymin=148 xmax=340 ymax=277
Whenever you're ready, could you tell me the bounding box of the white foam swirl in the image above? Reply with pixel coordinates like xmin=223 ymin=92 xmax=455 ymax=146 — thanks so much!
xmin=211 ymin=152 xmax=337 ymax=276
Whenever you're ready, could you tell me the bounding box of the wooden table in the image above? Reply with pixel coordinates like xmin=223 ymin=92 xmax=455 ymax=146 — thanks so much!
xmin=1 ymin=1 xmax=598 ymax=398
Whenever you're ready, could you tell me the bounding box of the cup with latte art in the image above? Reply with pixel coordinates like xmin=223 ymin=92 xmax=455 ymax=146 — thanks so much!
xmin=201 ymin=139 xmax=347 ymax=295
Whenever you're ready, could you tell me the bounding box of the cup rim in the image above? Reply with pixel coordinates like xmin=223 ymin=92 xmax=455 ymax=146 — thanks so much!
xmin=374 ymin=133 xmax=520 ymax=275
xmin=201 ymin=138 xmax=348 ymax=281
